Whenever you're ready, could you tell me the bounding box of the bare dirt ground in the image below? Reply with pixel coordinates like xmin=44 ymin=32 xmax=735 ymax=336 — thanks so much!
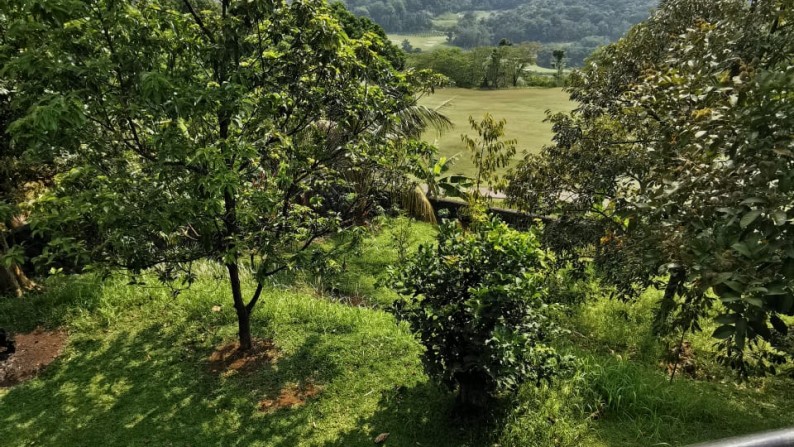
xmin=258 ymin=382 xmax=322 ymax=413
xmin=207 ymin=339 xmax=322 ymax=412
xmin=207 ymin=339 xmax=280 ymax=377
xmin=0 ymin=328 xmax=67 ymax=387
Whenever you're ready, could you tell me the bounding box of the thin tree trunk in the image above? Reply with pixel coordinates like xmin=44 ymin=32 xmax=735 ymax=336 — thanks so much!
xmin=0 ymin=231 xmax=36 ymax=297
xmin=226 ymin=261 xmax=253 ymax=351
xmin=653 ymin=266 xmax=686 ymax=335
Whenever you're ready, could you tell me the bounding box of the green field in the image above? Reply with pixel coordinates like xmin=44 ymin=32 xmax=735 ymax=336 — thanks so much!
xmin=387 ymin=33 xmax=449 ymax=52
xmin=419 ymin=87 xmax=573 ymax=177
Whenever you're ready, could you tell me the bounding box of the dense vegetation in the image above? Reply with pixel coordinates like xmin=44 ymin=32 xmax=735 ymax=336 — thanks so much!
xmin=507 ymin=0 xmax=794 ymax=374
xmin=1 ymin=222 xmax=793 ymax=446
xmin=2 ymin=0 xmax=447 ymax=350
xmin=407 ymin=43 xmax=557 ymax=89
xmin=1 ymin=0 xmax=793 ymax=446
xmin=391 ymin=218 xmax=570 ymax=411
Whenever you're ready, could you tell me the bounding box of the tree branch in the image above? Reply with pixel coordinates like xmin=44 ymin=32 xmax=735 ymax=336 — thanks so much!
xmin=182 ymin=0 xmax=215 ymax=43
xmin=246 ymin=282 xmax=264 ymax=313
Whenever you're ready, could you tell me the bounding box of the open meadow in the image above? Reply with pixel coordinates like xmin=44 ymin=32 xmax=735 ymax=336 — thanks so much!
xmin=418 ymin=87 xmax=574 ymax=177
xmin=387 ymin=33 xmax=450 ymax=52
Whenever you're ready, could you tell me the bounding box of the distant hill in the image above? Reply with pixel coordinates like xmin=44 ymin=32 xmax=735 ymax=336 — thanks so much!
xmin=335 ymin=0 xmax=659 ymax=66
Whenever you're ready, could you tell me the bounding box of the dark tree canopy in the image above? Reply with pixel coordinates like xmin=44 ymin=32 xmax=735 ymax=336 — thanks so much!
xmin=338 ymin=0 xmax=658 ymax=66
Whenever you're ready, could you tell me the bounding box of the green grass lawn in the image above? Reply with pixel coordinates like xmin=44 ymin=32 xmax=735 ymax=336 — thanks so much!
xmin=419 ymin=87 xmax=574 ymax=177
xmin=1 ymin=220 xmax=793 ymax=446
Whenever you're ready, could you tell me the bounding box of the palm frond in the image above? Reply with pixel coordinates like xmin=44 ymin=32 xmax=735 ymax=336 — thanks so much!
xmin=401 ymin=185 xmax=437 ymax=224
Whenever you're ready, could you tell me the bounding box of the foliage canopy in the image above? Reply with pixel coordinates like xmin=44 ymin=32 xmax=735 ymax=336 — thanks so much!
xmin=3 ymin=0 xmax=429 ymax=349
xmin=507 ymin=0 xmax=793 ymax=374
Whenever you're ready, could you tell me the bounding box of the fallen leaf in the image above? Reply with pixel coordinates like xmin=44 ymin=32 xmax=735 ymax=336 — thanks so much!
xmin=212 ymin=305 xmax=222 ymax=313
xmin=374 ymin=433 xmax=390 ymax=444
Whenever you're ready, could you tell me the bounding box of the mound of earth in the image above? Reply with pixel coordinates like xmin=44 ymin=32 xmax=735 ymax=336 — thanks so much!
xmin=258 ymin=382 xmax=322 ymax=413
xmin=208 ymin=339 xmax=280 ymax=377
xmin=0 ymin=328 xmax=67 ymax=387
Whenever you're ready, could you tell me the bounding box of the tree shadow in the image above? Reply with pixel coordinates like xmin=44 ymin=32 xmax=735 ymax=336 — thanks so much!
xmin=0 ymin=276 xmax=104 ymax=332
xmin=0 ymin=322 xmax=346 ymax=446
xmin=318 ymin=381 xmax=507 ymax=447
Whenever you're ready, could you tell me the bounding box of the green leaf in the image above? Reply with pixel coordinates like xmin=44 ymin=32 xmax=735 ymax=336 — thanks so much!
xmin=740 ymin=209 xmax=762 ymax=228
xmin=731 ymin=242 xmax=753 ymax=258
xmin=772 ymin=211 xmax=787 ymax=226
xmin=712 ymin=325 xmax=735 ymax=339
xmin=743 ymin=296 xmax=764 ymax=308
xmin=766 ymin=283 xmax=788 ymax=296
xmin=723 ymin=280 xmax=745 ymax=293
xmin=715 ymin=313 xmax=740 ymax=324
xmin=739 ymin=197 xmax=765 ymax=206
xmin=770 ymin=315 xmax=788 ymax=335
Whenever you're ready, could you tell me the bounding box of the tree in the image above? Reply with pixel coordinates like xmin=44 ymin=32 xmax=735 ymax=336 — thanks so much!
xmin=462 ymin=114 xmax=517 ymax=198
xmin=507 ymin=0 xmax=793 ymax=374
xmin=4 ymin=0 xmax=425 ymax=350
xmin=452 ymin=13 xmax=493 ymax=49
xmin=329 ymin=2 xmax=405 ymax=70
xmin=505 ymin=42 xmax=540 ymax=87
xmin=0 ymin=46 xmax=47 ymax=296
xmin=390 ymin=217 xmax=570 ymax=412
xmin=551 ymin=49 xmax=566 ymax=82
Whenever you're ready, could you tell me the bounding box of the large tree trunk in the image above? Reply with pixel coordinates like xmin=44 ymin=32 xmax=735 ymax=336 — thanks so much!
xmin=226 ymin=262 xmax=253 ymax=351
xmin=0 ymin=264 xmax=36 ymax=297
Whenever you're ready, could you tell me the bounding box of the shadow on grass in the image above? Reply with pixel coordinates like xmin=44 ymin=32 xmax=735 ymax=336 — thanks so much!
xmin=0 ymin=277 xmax=104 ymax=332
xmin=318 ymin=382 xmax=506 ymax=447
xmin=0 ymin=322 xmax=347 ymax=447
xmin=1 ymin=273 xmax=528 ymax=447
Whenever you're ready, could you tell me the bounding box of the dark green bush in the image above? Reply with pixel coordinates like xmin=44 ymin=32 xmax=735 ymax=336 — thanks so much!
xmin=390 ymin=217 xmax=571 ymax=412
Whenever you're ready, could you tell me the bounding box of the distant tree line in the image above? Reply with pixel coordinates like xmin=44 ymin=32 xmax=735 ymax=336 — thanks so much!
xmin=337 ymin=0 xmax=658 ymax=67
xmin=407 ymin=42 xmax=565 ymax=89
xmin=336 ymin=0 xmax=527 ymax=32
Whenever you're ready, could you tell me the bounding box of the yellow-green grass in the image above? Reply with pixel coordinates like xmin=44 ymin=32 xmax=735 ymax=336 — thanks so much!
xmin=525 ymin=64 xmax=562 ymax=74
xmin=430 ymin=10 xmax=498 ymax=29
xmin=419 ymin=87 xmax=574 ymax=177
xmin=387 ymin=33 xmax=449 ymax=52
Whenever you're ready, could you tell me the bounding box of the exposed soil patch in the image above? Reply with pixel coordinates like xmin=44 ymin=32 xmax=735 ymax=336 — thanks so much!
xmin=258 ymin=382 xmax=322 ymax=413
xmin=0 ymin=328 xmax=68 ymax=388
xmin=208 ymin=339 xmax=280 ymax=377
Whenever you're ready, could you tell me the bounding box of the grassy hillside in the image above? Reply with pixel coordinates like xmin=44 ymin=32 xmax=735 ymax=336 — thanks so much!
xmin=418 ymin=87 xmax=573 ymax=177
xmin=2 ymin=219 xmax=793 ymax=446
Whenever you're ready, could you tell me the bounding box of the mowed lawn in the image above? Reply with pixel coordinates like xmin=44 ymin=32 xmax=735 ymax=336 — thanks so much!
xmin=419 ymin=87 xmax=573 ymax=177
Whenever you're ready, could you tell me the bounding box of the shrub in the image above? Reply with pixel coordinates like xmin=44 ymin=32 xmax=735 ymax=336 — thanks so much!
xmin=390 ymin=217 xmax=571 ymax=412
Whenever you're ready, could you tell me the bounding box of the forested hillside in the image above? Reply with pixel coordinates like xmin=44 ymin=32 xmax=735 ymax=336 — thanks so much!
xmin=336 ymin=0 xmax=658 ymax=65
